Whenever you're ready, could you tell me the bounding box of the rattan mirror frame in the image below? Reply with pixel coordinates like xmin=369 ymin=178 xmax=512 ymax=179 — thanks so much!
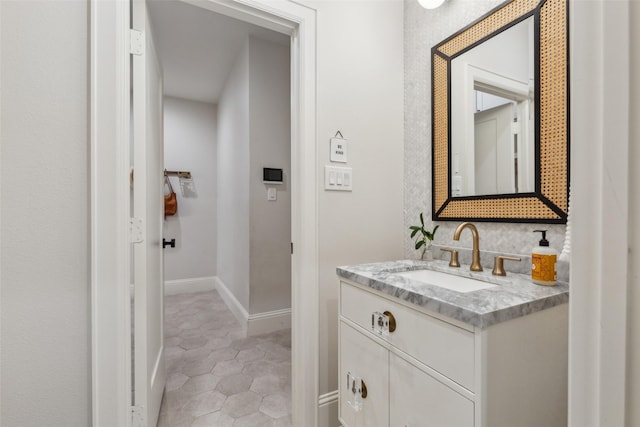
xmin=432 ymin=0 xmax=569 ymax=223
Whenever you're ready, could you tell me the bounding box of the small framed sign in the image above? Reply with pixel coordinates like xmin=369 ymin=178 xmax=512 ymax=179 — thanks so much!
xmin=330 ymin=137 xmax=348 ymax=163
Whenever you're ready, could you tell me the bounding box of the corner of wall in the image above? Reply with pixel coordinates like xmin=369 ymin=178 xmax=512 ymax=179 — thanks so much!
xmin=214 ymin=276 xmax=249 ymax=331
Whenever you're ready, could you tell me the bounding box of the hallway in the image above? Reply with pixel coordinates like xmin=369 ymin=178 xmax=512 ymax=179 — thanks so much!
xmin=157 ymin=290 xmax=292 ymax=426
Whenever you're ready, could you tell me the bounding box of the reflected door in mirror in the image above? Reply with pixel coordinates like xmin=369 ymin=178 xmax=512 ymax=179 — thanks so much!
xmin=451 ymin=16 xmax=534 ymax=197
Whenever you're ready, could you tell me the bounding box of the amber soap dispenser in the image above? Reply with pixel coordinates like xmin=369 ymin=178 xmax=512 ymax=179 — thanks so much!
xmin=531 ymin=230 xmax=557 ymax=286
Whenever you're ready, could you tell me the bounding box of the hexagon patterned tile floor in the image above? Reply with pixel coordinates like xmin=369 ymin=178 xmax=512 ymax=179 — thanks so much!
xmin=157 ymin=290 xmax=292 ymax=427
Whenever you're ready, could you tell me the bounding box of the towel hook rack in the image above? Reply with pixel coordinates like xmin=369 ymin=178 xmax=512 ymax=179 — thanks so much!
xmin=164 ymin=169 xmax=192 ymax=179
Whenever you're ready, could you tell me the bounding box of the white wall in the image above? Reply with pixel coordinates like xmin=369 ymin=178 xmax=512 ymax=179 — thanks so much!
xmin=298 ymin=0 xmax=405 ymax=421
xmin=218 ymin=37 xmax=291 ymax=315
xmin=217 ymin=36 xmax=292 ymax=317
xmin=0 ymin=1 xmax=90 ymax=425
xmin=163 ymin=97 xmax=218 ymax=282
xmin=248 ymin=37 xmax=291 ymax=315
xmin=217 ymin=39 xmax=251 ymax=310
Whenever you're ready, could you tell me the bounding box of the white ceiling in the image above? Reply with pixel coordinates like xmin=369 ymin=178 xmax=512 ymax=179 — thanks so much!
xmin=147 ymin=0 xmax=289 ymax=104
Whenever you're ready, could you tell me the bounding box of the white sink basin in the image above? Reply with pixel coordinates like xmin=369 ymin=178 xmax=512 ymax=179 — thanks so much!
xmin=395 ymin=269 xmax=497 ymax=293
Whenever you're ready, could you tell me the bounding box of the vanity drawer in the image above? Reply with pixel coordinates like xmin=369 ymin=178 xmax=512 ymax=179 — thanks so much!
xmin=340 ymin=281 xmax=475 ymax=391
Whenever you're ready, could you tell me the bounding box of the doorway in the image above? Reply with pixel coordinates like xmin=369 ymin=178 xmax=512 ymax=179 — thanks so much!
xmin=149 ymin=2 xmax=294 ymax=424
xmin=90 ymin=0 xmax=318 ymax=425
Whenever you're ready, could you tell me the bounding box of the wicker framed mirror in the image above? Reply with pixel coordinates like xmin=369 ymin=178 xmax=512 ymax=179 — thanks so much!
xmin=432 ymin=0 xmax=569 ymax=223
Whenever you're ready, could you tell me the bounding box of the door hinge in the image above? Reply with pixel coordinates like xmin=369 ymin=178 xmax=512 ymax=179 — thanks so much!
xmin=130 ymin=405 xmax=144 ymax=427
xmin=291 ymin=242 xmax=293 ymax=254
xmin=129 ymin=29 xmax=145 ymax=56
xmin=130 ymin=217 xmax=144 ymax=243
xmin=511 ymin=120 xmax=521 ymax=135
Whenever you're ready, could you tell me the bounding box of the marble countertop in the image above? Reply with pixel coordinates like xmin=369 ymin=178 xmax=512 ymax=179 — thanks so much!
xmin=336 ymin=259 xmax=569 ymax=329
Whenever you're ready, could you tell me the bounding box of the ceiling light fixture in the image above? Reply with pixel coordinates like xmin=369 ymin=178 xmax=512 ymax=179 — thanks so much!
xmin=418 ymin=0 xmax=447 ymax=9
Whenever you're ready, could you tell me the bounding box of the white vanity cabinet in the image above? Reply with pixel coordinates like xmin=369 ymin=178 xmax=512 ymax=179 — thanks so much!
xmin=338 ymin=279 xmax=568 ymax=427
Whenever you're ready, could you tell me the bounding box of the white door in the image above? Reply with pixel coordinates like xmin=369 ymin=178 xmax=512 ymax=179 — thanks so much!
xmin=132 ymin=0 xmax=166 ymax=425
xmin=474 ymin=103 xmax=515 ymax=195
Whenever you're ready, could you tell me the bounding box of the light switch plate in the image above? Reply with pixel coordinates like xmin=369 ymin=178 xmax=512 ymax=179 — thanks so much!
xmin=267 ymin=187 xmax=277 ymax=201
xmin=325 ymin=165 xmax=352 ymax=191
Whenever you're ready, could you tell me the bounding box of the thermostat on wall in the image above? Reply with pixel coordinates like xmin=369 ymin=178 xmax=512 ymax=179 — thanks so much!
xmin=263 ymin=168 xmax=283 ymax=184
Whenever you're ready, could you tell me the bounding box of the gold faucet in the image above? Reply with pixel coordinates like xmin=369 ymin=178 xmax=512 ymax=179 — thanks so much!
xmin=453 ymin=222 xmax=483 ymax=271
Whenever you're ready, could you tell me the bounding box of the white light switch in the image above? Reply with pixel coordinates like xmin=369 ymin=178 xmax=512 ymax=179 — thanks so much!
xmin=267 ymin=187 xmax=277 ymax=201
xmin=452 ymin=175 xmax=463 ymax=197
xmin=324 ymin=165 xmax=352 ymax=191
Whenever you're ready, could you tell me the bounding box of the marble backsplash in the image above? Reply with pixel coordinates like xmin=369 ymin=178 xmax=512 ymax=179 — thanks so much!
xmin=430 ymin=245 xmax=570 ymax=283
xmin=403 ymin=0 xmax=568 ymax=269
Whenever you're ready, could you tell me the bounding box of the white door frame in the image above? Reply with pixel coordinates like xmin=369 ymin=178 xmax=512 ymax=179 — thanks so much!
xmin=568 ymin=0 xmax=630 ymax=425
xmin=90 ymin=1 xmax=318 ymax=426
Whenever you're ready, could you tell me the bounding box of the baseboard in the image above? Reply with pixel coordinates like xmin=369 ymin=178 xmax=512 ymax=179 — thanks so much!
xmin=213 ymin=276 xmax=249 ymax=328
xmin=213 ymin=277 xmax=291 ymax=336
xmin=247 ymin=308 xmax=291 ymax=336
xmin=319 ymin=389 xmax=339 ymax=406
xmin=164 ymin=276 xmax=216 ymax=295
xmin=318 ymin=390 xmax=340 ymax=427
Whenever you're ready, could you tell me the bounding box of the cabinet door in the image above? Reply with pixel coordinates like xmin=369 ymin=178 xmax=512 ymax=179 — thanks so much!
xmin=389 ymin=354 xmax=474 ymax=427
xmin=340 ymin=321 xmax=389 ymax=427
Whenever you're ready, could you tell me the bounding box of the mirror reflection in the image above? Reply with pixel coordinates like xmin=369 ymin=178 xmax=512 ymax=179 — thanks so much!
xmin=450 ymin=16 xmax=535 ymax=197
